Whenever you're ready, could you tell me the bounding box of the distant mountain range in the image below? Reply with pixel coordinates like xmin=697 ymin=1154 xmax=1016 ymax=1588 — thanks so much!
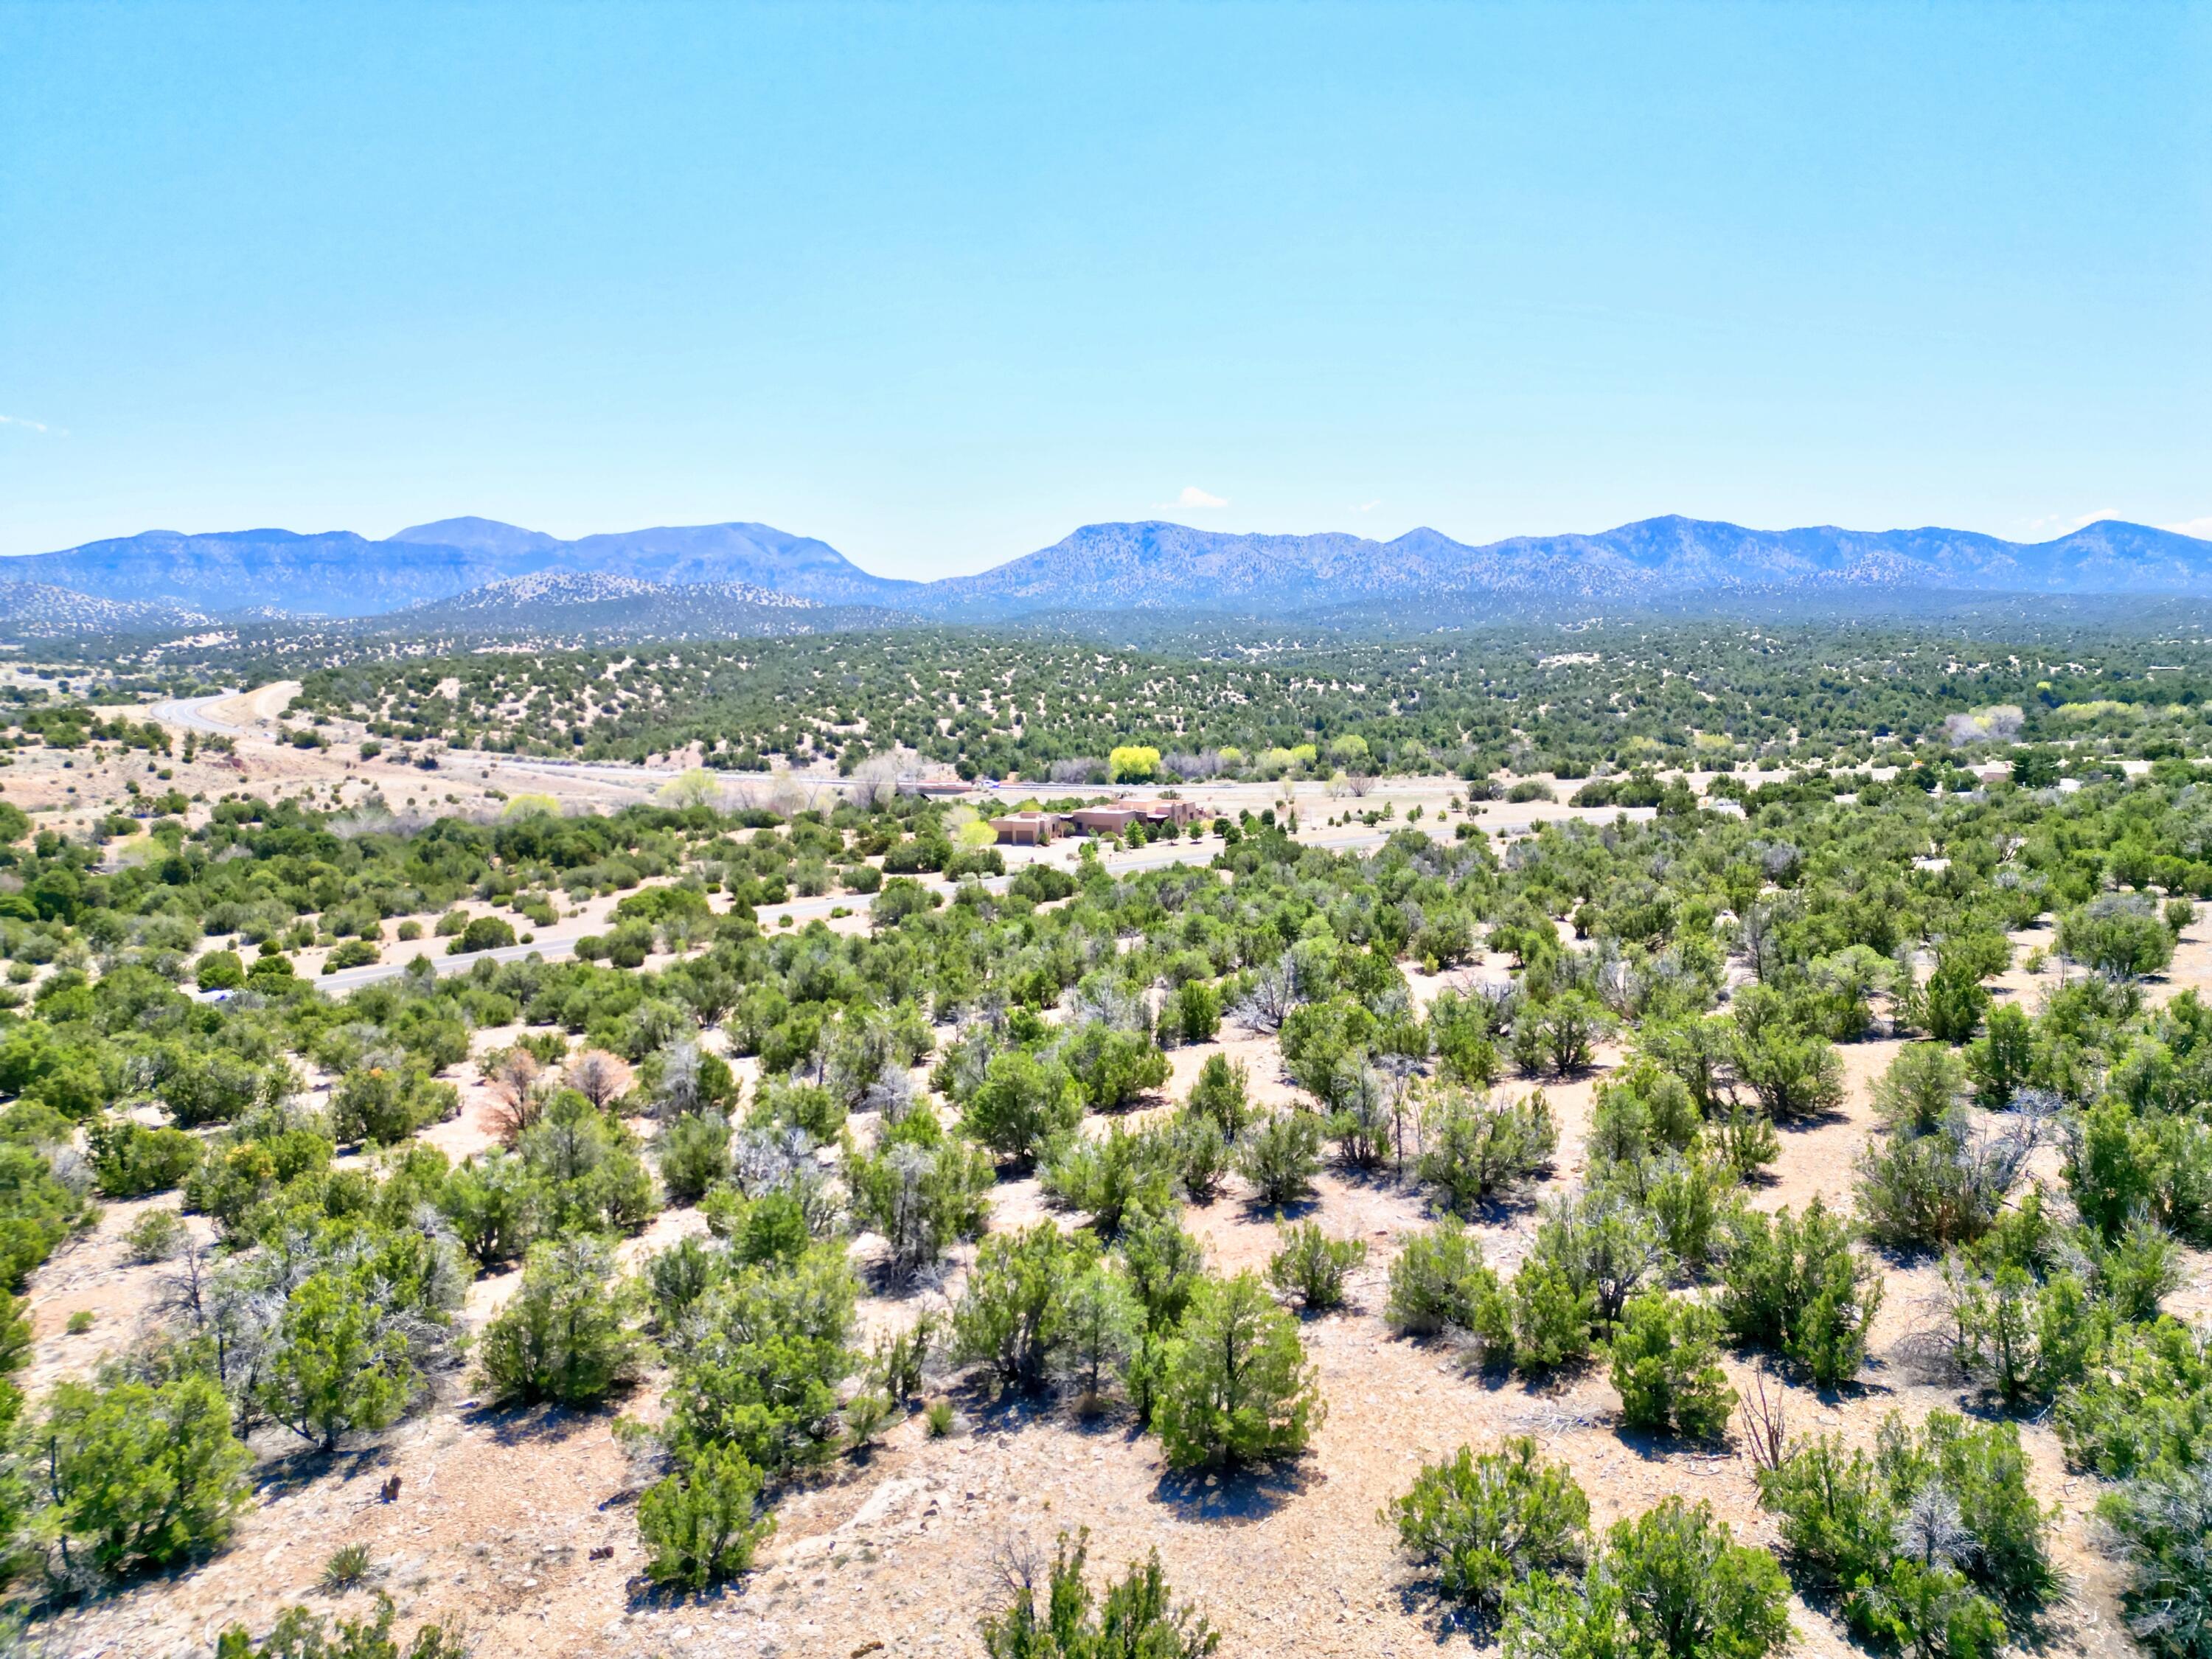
xmin=4 ymin=512 xmax=2211 ymax=632
xmin=0 ymin=519 xmax=914 ymax=618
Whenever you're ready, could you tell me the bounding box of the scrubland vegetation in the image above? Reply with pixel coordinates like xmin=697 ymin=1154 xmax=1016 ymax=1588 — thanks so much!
xmin=10 ymin=616 xmax=2212 ymax=1654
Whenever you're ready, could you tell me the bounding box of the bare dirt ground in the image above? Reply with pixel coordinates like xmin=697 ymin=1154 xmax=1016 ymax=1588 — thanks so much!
xmin=30 ymin=911 xmax=2205 ymax=1659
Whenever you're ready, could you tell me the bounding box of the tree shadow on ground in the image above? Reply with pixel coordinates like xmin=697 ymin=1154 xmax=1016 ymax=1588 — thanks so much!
xmin=1392 ymin=1578 xmax=1498 ymax=1649
xmin=466 ymin=1395 xmax=622 ymax=1449
xmin=1150 ymin=1457 xmax=1315 ymax=1526
xmin=1241 ymin=1192 xmax=1322 ymax=1223
xmin=249 ymin=1439 xmax=396 ymax=1501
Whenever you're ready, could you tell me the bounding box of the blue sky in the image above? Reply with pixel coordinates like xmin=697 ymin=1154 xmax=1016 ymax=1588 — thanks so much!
xmin=2 ymin=1 xmax=2206 ymax=574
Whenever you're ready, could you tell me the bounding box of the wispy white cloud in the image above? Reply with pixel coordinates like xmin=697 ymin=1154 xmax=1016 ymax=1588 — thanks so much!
xmin=1353 ymin=498 xmax=1382 ymax=514
xmin=0 ymin=414 xmax=52 ymax=434
xmin=2163 ymin=516 xmax=2212 ymax=540
xmin=1175 ymin=485 xmax=1227 ymax=509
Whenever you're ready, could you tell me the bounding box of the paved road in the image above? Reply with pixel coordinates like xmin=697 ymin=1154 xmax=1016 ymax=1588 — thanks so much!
xmin=148 ymin=691 xmax=248 ymax=737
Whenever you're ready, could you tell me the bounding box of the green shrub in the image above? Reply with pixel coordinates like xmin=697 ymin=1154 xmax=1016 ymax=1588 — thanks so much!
xmin=655 ymin=1110 xmax=732 ymax=1206
xmin=1509 ymin=990 xmax=1615 ymax=1077
xmin=846 ymin=1104 xmax=994 ymax=1275
xmin=1237 ymin=1110 xmax=1322 ymax=1207
xmin=1060 ymin=1021 xmax=1172 ymax=1111
xmin=1503 ymin=1496 xmax=1791 ymax=1659
xmin=1878 ymin=1410 xmax=2059 ymax=1617
xmin=1266 ymin=1220 xmax=1366 ymax=1312
xmin=1184 ymin=1053 xmax=1253 ymax=1140
xmin=1385 ymin=1219 xmax=1512 ymax=1351
xmin=1058 ymin=1263 xmax=1141 ymax=1408
xmin=1385 ymin=1436 xmax=1590 ymax=1609
xmin=952 ymin=1223 xmax=1099 ymax=1394
xmin=1165 ymin=980 xmax=1221 ymax=1046
xmin=1120 ymin=1207 xmax=1207 ymax=1332
xmin=1966 ymin=1001 xmax=2036 ymax=1107
xmin=215 ymin=1596 xmax=465 ymax=1659
xmin=1605 ymin=1291 xmax=1735 ymax=1440
xmin=1168 ymin=1107 xmax=1232 ymax=1201
xmin=1042 ymin=1121 xmax=1178 ymax=1237
xmin=1759 ymin=1411 xmax=2057 ymax=1649
xmin=477 ymin=1237 xmax=642 ymax=1407
xmin=1152 ymin=1270 xmax=1324 ymax=1470
xmin=329 ymin=1063 xmax=457 ymax=1146
xmin=1717 ymin=1198 xmax=1885 ymax=1387
xmin=1711 ymin=1102 xmax=1781 ymax=1180
xmin=0 ymin=1143 xmax=88 ymax=1287
xmin=657 ymin=1242 xmax=858 ymax=1475
xmin=446 ymin=914 xmax=518 ymax=955
xmin=86 ymin=1116 xmax=203 ymax=1197
xmin=1526 ymin=1189 xmax=1668 ymax=1332
xmin=978 ymin=1528 xmax=1219 ymax=1659
xmin=258 ymin=1267 xmax=425 ymax=1452
xmin=194 ymin=949 xmax=246 ymax=992
xmin=1872 ymin=1043 xmax=1968 ymax=1133
xmin=124 ymin=1205 xmax=187 ymax=1262
xmin=1416 ymin=1088 xmax=1557 ymax=1212
xmin=324 ymin=939 xmax=380 ymax=972
xmin=1759 ymin=1432 xmax=1896 ymax=1597
xmin=1587 ymin=1061 xmax=1700 ymax=1169
xmin=1732 ymin=992 xmax=1846 ymax=1121
xmin=637 ymin=1442 xmax=774 ymax=1589
xmin=1510 ymin=1260 xmax=1596 ymax=1373
xmin=963 ymin=1050 xmax=1082 ymax=1169
xmin=320 ymin=1542 xmax=376 ymax=1593
xmin=1948 ymin=1260 xmax=2103 ymax=1407
xmin=2059 ymin=894 xmax=2177 ymax=979
xmin=26 ymin=1371 xmax=251 ymax=1578
xmin=438 ymin=1148 xmax=542 ymax=1268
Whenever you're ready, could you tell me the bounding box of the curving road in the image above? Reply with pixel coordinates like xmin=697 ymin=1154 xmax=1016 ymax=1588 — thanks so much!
xmin=148 ymin=691 xmax=249 ymax=737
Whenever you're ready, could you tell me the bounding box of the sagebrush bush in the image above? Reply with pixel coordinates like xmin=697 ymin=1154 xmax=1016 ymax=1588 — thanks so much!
xmin=1858 ymin=1113 xmax=2030 ymax=1249
xmin=2101 ymin=1461 xmax=2212 ymax=1659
